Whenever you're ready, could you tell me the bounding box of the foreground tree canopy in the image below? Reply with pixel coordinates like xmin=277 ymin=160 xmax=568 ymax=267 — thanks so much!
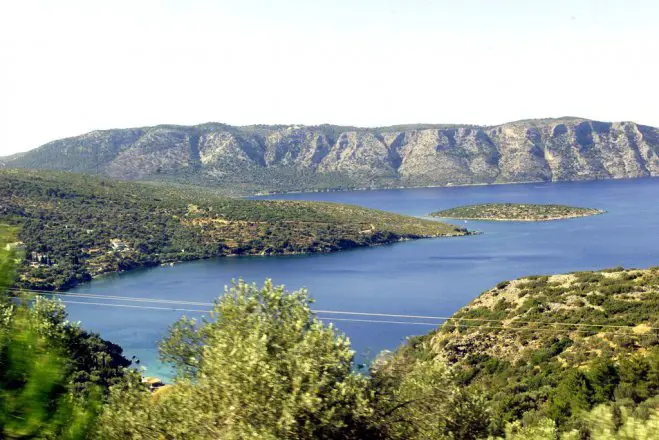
xmin=95 ymin=277 xmax=659 ymax=440
xmin=98 ymin=280 xmax=378 ymax=439
xmin=0 ymin=233 xmax=131 ymax=439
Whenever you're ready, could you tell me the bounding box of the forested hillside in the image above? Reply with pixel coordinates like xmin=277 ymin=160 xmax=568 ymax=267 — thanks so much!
xmin=0 ymin=169 xmax=466 ymax=290
xmin=3 ymin=117 xmax=658 ymax=195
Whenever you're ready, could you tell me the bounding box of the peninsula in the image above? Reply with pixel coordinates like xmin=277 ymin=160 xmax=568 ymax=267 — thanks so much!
xmin=430 ymin=203 xmax=605 ymax=221
xmin=0 ymin=169 xmax=469 ymax=291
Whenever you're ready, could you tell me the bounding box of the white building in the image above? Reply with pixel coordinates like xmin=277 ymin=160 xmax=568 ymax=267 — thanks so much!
xmin=110 ymin=239 xmax=129 ymax=251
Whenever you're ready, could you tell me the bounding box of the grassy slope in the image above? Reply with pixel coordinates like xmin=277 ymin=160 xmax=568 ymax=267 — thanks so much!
xmin=0 ymin=169 xmax=467 ymax=290
xmin=431 ymin=203 xmax=605 ymax=221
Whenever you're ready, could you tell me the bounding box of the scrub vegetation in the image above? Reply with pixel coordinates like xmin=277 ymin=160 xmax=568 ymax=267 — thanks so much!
xmin=384 ymin=266 xmax=659 ymax=438
xmin=431 ymin=203 xmax=605 ymax=221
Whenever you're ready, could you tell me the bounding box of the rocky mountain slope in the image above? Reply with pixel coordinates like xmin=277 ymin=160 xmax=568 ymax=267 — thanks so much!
xmin=4 ymin=118 xmax=659 ymax=194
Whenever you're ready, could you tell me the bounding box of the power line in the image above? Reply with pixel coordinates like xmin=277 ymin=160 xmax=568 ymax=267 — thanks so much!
xmin=59 ymin=299 xmax=210 ymax=314
xmin=9 ymin=287 xmax=659 ymax=333
xmin=315 ymin=317 xmax=443 ymax=327
xmin=27 ymin=291 xmax=210 ymax=306
xmin=10 ymin=294 xmax=654 ymax=338
xmin=57 ymin=300 xmax=444 ymax=326
xmin=313 ymin=309 xmax=657 ymax=331
xmin=50 ymin=299 xmax=659 ymax=337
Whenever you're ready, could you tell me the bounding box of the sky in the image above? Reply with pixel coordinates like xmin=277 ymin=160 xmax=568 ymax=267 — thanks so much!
xmin=1 ymin=0 xmax=657 ymax=156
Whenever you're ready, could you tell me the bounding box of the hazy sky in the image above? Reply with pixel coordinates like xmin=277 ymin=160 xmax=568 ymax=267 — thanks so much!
xmin=1 ymin=0 xmax=657 ymax=155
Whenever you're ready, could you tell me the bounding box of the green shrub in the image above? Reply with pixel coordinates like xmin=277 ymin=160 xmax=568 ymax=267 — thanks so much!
xmin=97 ymin=280 xmax=377 ymax=439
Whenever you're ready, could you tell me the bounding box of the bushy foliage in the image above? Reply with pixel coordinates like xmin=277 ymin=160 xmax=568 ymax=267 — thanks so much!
xmin=27 ymin=297 xmax=133 ymax=395
xmin=372 ymin=357 xmax=491 ymax=440
xmin=96 ymin=280 xmax=378 ymax=439
xmin=495 ymin=400 xmax=659 ymax=439
xmin=0 ymin=306 xmax=101 ymax=439
xmin=0 ymin=239 xmax=133 ymax=439
xmin=387 ymin=267 xmax=659 ymax=436
xmin=92 ymin=270 xmax=654 ymax=439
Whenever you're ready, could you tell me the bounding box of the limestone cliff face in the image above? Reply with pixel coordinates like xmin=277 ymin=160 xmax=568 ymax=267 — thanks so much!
xmin=5 ymin=118 xmax=659 ymax=194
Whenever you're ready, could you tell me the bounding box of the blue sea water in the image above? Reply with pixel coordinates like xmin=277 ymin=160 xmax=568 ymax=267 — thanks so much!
xmin=66 ymin=178 xmax=659 ymax=378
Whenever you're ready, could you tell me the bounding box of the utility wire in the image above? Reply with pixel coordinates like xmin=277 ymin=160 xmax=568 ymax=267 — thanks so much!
xmin=59 ymin=299 xmax=210 ymax=314
xmin=57 ymin=300 xmax=445 ymax=327
xmin=11 ymin=293 xmax=655 ymax=338
xmin=53 ymin=299 xmax=659 ymax=337
xmin=19 ymin=290 xmax=210 ymax=306
xmin=9 ymin=287 xmax=659 ymax=333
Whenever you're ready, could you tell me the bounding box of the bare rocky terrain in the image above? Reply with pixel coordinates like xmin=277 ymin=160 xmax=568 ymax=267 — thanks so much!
xmin=3 ymin=117 xmax=658 ymax=195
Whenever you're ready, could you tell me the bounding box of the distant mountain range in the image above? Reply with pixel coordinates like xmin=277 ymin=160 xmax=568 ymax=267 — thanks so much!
xmin=3 ymin=117 xmax=658 ymax=195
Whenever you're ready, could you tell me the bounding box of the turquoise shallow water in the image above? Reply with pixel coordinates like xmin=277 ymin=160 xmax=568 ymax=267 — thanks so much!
xmin=66 ymin=178 xmax=659 ymax=378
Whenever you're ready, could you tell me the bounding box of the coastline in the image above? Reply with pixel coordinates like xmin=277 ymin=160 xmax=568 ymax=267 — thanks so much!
xmin=251 ymin=179 xmax=547 ymax=198
xmin=248 ymin=175 xmax=658 ymax=199
xmin=19 ymin=229 xmax=476 ymax=293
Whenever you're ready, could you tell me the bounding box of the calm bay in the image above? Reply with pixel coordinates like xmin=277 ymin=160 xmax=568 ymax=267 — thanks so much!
xmin=66 ymin=178 xmax=659 ymax=378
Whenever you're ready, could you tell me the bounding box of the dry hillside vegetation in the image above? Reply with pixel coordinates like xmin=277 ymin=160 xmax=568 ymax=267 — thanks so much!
xmin=380 ymin=267 xmax=659 ymax=429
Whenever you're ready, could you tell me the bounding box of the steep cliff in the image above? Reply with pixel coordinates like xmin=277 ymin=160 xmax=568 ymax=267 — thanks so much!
xmin=5 ymin=118 xmax=658 ymax=194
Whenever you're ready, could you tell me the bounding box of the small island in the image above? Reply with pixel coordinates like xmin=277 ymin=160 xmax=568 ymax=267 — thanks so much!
xmin=430 ymin=203 xmax=605 ymax=221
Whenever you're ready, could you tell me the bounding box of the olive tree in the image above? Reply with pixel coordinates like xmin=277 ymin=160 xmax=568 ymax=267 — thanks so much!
xmin=97 ymin=280 xmax=377 ymax=439
xmin=371 ymin=353 xmax=491 ymax=440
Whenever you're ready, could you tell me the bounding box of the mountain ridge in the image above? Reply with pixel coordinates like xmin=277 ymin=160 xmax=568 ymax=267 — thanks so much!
xmin=4 ymin=117 xmax=658 ymax=195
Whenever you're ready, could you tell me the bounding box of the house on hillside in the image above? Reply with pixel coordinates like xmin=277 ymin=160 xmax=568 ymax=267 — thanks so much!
xmin=110 ymin=239 xmax=129 ymax=251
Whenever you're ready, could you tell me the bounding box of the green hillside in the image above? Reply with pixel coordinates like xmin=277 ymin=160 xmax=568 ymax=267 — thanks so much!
xmin=0 ymin=169 xmax=467 ymax=290
xmin=378 ymin=267 xmax=659 ymax=435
